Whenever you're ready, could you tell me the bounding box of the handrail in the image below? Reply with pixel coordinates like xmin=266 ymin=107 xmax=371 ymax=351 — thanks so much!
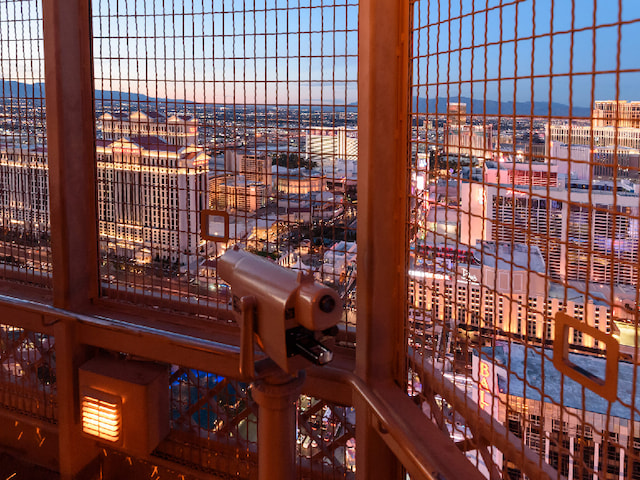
xmin=350 ymin=376 xmax=486 ymax=480
xmin=409 ymin=350 xmax=559 ymax=480
xmin=0 ymin=289 xmax=561 ymax=479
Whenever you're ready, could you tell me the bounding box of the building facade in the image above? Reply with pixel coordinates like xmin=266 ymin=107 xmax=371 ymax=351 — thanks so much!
xmin=445 ymin=124 xmax=494 ymax=159
xmin=99 ymin=111 xmax=198 ymax=146
xmin=96 ymin=136 xmax=209 ymax=264
xmin=471 ymin=347 xmax=640 ymax=480
xmin=0 ymin=144 xmax=50 ymax=233
xmin=209 ymin=175 xmax=267 ymax=212
xmin=548 ymin=124 xmax=640 ymax=151
xmin=593 ymin=100 xmax=640 ymax=128
xmin=407 ymin=241 xmax=631 ymax=349
xmin=550 ymin=142 xmax=640 ymax=180
xmin=223 ymin=150 xmax=271 ymax=184
xmin=305 ymin=127 xmax=358 ymax=165
xmin=459 ymin=177 xmax=640 ymax=286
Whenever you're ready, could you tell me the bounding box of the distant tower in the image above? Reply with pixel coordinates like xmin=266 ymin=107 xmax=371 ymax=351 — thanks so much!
xmin=447 ymin=102 xmax=468 ymax=125
xmin=593 ymin=100 xmax=640 ymax=128
xmin=305 ymin=127 xmax=358 ymax=165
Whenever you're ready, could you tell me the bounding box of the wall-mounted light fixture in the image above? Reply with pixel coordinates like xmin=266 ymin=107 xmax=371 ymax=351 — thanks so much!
xmin=79 ymin=356 xmax=169 ymax=456
xmin=81 ymin=388 xmax=122 ymax=443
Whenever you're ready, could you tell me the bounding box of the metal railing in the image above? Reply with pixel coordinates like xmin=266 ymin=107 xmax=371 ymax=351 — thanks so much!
xmin=0 ymin=323 xmax=56 ymax=422
xmin=407 ymin=0 xmax=640 ymax=479
xmin=91 ymin=0 xmax=359 ymax=334
xmin=0 ymin=1 xmax=637 ymax=479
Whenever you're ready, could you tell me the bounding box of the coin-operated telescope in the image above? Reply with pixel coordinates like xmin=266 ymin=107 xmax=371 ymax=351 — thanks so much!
xmin=218 ymin=246 xmax=343 ymax=377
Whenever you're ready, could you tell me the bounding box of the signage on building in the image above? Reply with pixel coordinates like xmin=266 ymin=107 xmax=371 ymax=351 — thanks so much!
xmin=471 ymin=354 xmax=506 ymax=472
xmin=112 ymin=146 xmax=141 ymax=155
xmin=460 ymin=268 xmax=479 ymax=285
xmin=478 ymin=361 xmax=491 ymax=410
xmin=471 ymin=354 xmax=506 ymax=420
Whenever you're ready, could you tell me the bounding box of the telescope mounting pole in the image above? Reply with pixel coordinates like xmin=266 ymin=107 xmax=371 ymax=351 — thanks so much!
xmin=251 ymin=367 xmax=306 ymax=480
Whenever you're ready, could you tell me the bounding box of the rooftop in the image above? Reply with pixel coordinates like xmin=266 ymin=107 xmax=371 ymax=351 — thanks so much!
xmin=472 ymin=241 xmax=546 ymax=273
xmin=481 ymin=343 xmax=640 ymax=419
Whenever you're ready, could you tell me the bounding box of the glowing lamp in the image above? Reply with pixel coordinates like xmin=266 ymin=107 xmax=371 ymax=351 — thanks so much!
xmin=79 ymin=356 xmax=169 ymax=455
xmin=81 ymin=389 xmax=122 ymax=443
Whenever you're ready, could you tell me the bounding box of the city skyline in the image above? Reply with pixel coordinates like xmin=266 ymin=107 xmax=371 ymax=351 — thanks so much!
xmin=2 ymin=0 xmax=640 ymax=106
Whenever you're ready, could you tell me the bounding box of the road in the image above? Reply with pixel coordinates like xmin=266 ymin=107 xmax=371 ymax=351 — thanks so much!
xmin=99 ymin=263 xmax=231 ymax=306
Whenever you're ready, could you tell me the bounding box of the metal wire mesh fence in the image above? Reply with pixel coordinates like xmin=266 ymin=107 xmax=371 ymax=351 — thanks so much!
xmin=91 ymin=0 xmax=358 ymax=337
xmin=0 ymin=0 xmax=51 ymax=287
xmin=0 ymin=323 xmax=56 ymax=422
xmin=296 ymin=395 xmax=355 ymax=477
xmin=153 ymin=368 xmax=355 ymax=478
xmin=155 ymin=368 xmax=257 ymax=478
xmin=407 ymin=0 xmax=640 ymax=478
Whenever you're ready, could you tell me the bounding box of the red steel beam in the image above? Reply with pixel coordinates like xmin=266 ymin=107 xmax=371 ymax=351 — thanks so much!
xmin=42 ymin=1 xmax=101 ymax=476
xmin=43 ymin=0 xmax=99 ymax=310
xmin=356 ymin=0 xmax=411 ymax=477
xmin=410 ymin=352 xmax=558 ymax=480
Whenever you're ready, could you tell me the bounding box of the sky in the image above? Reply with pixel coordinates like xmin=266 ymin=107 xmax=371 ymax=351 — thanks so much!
xmin=91 ymin=0 xmax=359 ymax=105
xmin=414 ymin=0 xmax=640 ymax=108
xmin=1 ymin=0 xmax=639 ymax=107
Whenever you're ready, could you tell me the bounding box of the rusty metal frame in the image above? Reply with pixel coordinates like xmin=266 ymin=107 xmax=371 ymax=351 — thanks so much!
xmin=355 ymin=0 xmax=412 ymax=476
xmin=41 ymin=1 xmax=100 ymax=477
xmin=355 ymin=0 xmax=489 ymax=478
xmin=43 ymin=0 xmax=99 ymax=311
xmin=0 ymin=1 xmax=576 ymax=479
xmin=0 ymin=285 xmax=495 ymax=480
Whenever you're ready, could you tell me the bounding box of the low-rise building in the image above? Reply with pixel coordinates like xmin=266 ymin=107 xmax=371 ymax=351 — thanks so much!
xmin=209 ymin=175 xmax=267 ymax=212
xmin=408 ymin=241 xmax=633 ymax=348
xmin=472 ymin=344 xmax=640 ymax=479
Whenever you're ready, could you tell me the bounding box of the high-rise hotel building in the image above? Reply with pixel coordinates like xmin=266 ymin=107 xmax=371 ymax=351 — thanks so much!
xmin=99 ymin=111 xmax=198 ymax=146
xmin=0 ymin=112 xmax=209 ymax=266
xmin=0 ymin=144 xmax=49 ymax=234
xmin=460 ymin=165 xmax=640 ymax=286
xmin=547 ymin=100 xmax=640 ymax=181
xmin=305 ymin=127 xmax=358 ymax=165
xmin=97 ymin=112 xmax=209 ymax=265
xmin=593 ymin=100 xmax=640 ymax=128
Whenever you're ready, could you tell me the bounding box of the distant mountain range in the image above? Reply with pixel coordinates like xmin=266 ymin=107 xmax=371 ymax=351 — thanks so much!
xmin=1 ymin=80 xmax=156 ymax=104
xmin=410 ymin=96 xmax=592 ymax=117
xmin=1 ymin=81 xmax=45 ymax=99
xmin=1 ymin=80 xmax=591 ymax=116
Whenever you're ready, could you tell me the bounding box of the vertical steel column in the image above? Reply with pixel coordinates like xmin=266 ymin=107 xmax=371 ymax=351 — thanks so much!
xmin=251 ymin=372 xmax=305 ymax=480
xmin=54 ymin=321 xmax=99 ymax=479
xmin=356 ymin=0 xmax=411 ymax=477
xmin=43 ymin=0 xmax=99 ymax=310
xmin=42 ymin=1 xmax=99 ymax=476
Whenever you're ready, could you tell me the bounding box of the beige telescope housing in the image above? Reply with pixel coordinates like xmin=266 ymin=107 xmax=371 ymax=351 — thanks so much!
xmin=218 ymin=247 xmax=343 ymax=374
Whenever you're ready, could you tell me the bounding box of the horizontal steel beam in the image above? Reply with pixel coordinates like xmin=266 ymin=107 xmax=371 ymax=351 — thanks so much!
xmin=410 ymin=351 xmax=558 ymax=480
xmin=0 ymin=289 xmax=355 ymax=402
xmin=350 ymin=377 xmax=486 ymax=480
xmin=0 ymin=290 xmax=558 ymax=479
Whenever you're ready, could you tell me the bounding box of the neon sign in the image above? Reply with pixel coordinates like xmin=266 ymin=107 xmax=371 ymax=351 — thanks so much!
xmin=478 ymin=361 xmax=491 ymax=411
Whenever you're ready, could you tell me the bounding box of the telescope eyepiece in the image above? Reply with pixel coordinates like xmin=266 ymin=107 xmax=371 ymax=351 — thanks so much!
xmin=319 ymin=294 xmax=336 ymax=313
